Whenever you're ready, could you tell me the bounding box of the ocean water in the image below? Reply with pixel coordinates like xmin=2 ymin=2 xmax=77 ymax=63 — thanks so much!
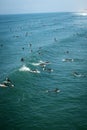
xmin=0 ymin=12 xmax=87 ymax=130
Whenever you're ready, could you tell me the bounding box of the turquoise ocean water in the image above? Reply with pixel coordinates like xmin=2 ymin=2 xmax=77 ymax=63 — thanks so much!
xmin=0 ymin=12 xmax=87 ymax=130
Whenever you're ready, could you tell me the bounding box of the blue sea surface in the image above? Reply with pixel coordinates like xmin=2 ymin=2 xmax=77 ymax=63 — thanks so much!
xmin=0 ymin=12 xmax=87 ymax=130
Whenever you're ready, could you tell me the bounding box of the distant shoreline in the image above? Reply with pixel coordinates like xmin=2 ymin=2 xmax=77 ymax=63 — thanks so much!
xmin=0 ymin=11 xmax=78 ymax=16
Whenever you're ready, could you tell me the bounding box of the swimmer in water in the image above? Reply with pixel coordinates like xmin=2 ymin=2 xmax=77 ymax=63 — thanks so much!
xmin=21 ymin=58 xmax=24 ymax=62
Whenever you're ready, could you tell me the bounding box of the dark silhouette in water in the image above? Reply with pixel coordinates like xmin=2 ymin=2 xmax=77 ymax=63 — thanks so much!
xmin=21 ymin=58 xmax=24 ymax=62
xmin=39 ymin=47 xmax=42 ymax=50
xmin=54 ymin=88 xmax=59 ymax=92
xmin=73 ymin=72 xmax=79 ymax=75
xmin=66 ymin=51 xmax=69 ymax=54
xmin=5 ymin=77 xmax=14 ymax=87
xmin=0 ymin=44 xmax=3 ymax=47
xmin=6 ymin=77 xmax=11 ymax=82
xmin=30 ymin=49 xmax=33 ymax=53
xmin=54 ymin=37 xmax=57 ymax=42
xmin=22 ymin=47 xmax=24 ymax=50
xmin=25 ymin=32 xmax=28 ymax=37
xmin=29 ymin=43 xmax=32 ymax=47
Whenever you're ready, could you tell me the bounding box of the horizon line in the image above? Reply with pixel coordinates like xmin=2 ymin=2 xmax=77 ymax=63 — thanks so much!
xmin=0 ymin=11 xmax=78 ymax=15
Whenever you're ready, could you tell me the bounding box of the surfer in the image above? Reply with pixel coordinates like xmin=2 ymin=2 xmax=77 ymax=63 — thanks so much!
xmin=4 ymin=77 xmax=14 ymax=87
xmin=0 ymin=77 xmax=14 ymax=88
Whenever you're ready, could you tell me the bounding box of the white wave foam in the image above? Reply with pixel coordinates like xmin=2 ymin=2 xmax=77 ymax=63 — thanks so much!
xmin=39 ymin=60 xmax=50 ymax=64
xmin=0 ymin=84 xmax=7 ymax=87
xmin=73 ymin=72 xmax=86 ymax=78
xmin=39 ymin=60 xmax=44 ymax=63
xmin=30 ymin=69 xmax=40 ymax=74
xmin=32 ymin=63 xmax=40 ymax=66
xmin=62 ymin=58 xmax=74 ymax=62
xmin=74 ymin=74 xmax=82 ymax=77
xmin=31 ymin=60 xmax=50 ymax=67
xmin=75 ymin=12 xmax=87 ymax=16
xmin=73 ymin=73 xmax=85 ymax=78
xmin=19 ymin=65 xmax=40 ymax=73
xmin=19 ymin=65 xmax=31 ymax=71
